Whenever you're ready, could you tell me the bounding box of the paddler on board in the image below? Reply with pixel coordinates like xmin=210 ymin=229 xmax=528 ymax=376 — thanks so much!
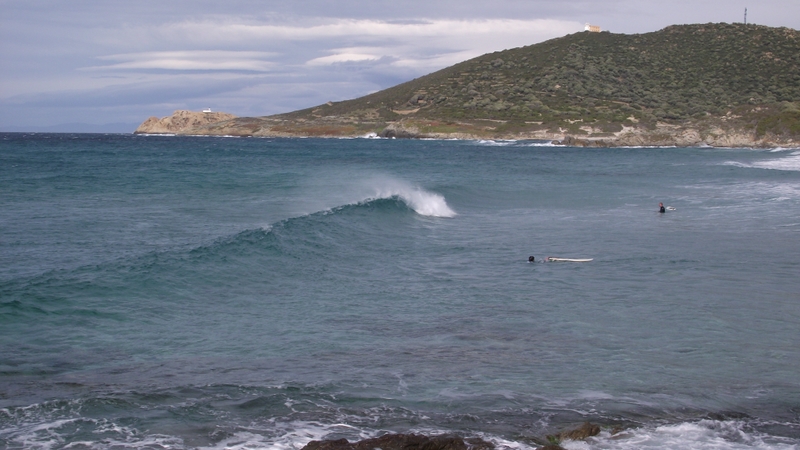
xmin=529 ymin=256 xmax=593 ymax=262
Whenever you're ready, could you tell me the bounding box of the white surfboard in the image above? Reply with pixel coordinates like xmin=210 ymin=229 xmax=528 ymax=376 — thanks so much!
xmin=546 ymin=257 xmax=593 ymax=262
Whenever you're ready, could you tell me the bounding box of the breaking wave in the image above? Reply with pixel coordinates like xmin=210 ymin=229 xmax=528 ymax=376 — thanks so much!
xmin=363 ymin=186 xmax=455 ymax=218
xmin=723 ymin=150 xmax=800 ymax=172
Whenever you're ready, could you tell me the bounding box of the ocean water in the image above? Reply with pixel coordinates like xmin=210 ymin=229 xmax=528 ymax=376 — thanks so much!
xmin=1 ymin=133 xmax=799 ymax=449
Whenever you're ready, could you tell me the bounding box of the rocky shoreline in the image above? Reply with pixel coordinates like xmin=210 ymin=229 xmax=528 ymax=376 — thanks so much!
xmin=134 ymin=110 xmax=798 ymax=148
xmin=299 ymin=422 xmax=608 ymax=450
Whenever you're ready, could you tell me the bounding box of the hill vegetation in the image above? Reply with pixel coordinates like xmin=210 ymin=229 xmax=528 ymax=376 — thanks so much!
xmin=139 ymin=23 xmax=800 ymax=146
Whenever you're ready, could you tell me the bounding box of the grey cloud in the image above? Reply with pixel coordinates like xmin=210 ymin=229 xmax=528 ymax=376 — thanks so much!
xmin=2 ymin=76 xmax=268 ymax=108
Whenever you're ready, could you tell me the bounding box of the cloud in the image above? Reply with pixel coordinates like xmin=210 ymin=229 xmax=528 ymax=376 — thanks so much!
xmin=1 ymin=15 xmax=582 ymax=128
xmin=3 ymin=73 xmax=267 ymax=108
xmin=149 ymin=17 xmax=581 ymax=49
xmin=289 ymin=19 xmax=581 ymax=70
xmin=86 ymin=51 xmax=278 ymax=72
xmin=306 ymin=49 xmax=383 ymax=66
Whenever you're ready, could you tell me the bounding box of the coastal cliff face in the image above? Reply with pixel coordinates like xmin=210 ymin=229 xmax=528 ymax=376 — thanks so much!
xmin=134 ymin=110 xmax=237 ymax=134
xmin=132 ymin=109 xmax=799 ymax=148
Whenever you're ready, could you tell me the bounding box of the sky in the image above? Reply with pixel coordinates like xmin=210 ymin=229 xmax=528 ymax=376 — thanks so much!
xmin=1 ymin=1 xmax=799 ymax=132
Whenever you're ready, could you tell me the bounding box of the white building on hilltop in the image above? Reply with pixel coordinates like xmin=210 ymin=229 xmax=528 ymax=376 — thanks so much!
xmin=584 ymin=23 xmax=601 ymax=32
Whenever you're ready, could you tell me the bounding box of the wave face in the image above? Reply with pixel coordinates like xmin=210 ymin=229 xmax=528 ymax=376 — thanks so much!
xmin=1 ymin=134 xmax=800 ymax=449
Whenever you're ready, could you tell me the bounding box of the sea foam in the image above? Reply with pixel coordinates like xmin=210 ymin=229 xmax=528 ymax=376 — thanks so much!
xmin=723 ymin=150 xmax=800 ymax=172
xmin=361 ymin=177 xmax=456 ymax=218
xmin=195 ymin=419 xmax=800 ymax=450
xmin=559 ymin=420 xmax=799 ymax=450
xmin=751 ymin=151 xmax=800 ymax=172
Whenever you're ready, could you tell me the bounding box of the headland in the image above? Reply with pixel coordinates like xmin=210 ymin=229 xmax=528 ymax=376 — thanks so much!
xmin=135 ymin=23 xmax=800 ymax=147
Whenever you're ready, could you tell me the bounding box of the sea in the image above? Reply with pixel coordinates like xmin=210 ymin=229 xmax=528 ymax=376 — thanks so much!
xmin=1 ymin=133 xmax=799 ymax=450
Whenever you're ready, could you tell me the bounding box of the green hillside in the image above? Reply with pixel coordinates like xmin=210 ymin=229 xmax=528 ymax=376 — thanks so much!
xmin=275 ymin=23 xmax=800 ymax=139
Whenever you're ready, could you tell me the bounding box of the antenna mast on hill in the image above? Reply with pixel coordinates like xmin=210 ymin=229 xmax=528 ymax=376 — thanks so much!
xmin=744 ymin=8 xmax=747 ymax=25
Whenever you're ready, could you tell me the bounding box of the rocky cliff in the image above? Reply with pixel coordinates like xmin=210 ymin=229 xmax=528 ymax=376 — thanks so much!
xmin=134 ymin=110 xmax=237 ymax=135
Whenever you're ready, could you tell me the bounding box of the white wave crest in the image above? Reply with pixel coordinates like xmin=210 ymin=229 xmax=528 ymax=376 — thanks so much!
xmin=199 ymin=420 xmax=376 ymax=450
xmin=368 ymin=179 xmax=456 ymax=218
xmin=752 ymin=151 xmax=800 ymax=172
xmin=724 ymin=151 xmax=800 ymax=172
xmin=559 ymin=420 xmax=799 ymax=450
xmin=475 ymin=139 xmax=517 ymax=146
xmin=285 ymin=172 xmax=457 ymax=224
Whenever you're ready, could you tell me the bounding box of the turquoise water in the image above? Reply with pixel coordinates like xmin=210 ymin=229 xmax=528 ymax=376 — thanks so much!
xmin=1 ymin=133 xmax=799 ymax=449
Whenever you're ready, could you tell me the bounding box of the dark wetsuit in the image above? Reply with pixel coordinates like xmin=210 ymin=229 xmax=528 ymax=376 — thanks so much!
xmin=659 ymin=205 xmax=666 ymax=213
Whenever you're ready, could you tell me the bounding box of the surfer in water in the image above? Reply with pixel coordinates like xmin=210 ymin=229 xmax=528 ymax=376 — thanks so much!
xmin=659 ymin=202 xmax=666 ymax=213
xmin=528 ymin=256 xmax=535 ymax=262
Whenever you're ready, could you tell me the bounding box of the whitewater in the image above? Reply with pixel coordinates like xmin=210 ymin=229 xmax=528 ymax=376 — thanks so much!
xmin=1 ymin=133 xmax=799 ymax=449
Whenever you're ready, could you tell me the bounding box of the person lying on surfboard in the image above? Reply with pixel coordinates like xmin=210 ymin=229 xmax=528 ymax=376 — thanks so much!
xmin=529 ymin=256 xmax=593 ymax=262
xmin=546 ymin=256 xmax=593 ymax=262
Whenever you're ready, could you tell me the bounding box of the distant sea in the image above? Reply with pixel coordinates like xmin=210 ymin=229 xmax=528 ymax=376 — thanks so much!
xmin=1 ymin=123 xmax=140 ymax=134
xmin=1 ymin=133 xmax=799 ymax=449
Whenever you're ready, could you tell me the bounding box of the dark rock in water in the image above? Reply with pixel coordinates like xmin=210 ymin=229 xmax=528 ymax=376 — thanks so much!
xmin=551 ymin=135 xmax=582 ymax=146
xmin=378 ymin=127 xmax=419 ymax=139
xmin=551 ymin=136 xmax=612 ymax=147
xmin=557 ymin=422 xmax=601 ymax=441
xmin=537 ymin=446 xmax=566 ymax=450
xmin=303 ymin=438 xmax=352 ymax=450
xmin=542 ymin=421 xmax=601 ymax=447
xmin=378 ymin=123 xmax=431 ymax=139
xmin=302 ymin=434 xmax=494 ymax=450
